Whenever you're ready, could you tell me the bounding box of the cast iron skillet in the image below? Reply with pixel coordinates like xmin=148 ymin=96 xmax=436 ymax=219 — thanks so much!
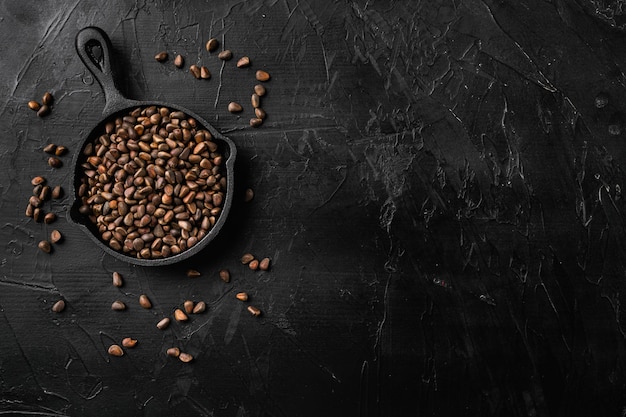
xmin=70 ymin=27 xmax=236 ymax=266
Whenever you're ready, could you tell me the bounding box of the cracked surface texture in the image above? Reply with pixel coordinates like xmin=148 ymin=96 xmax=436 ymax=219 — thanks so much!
xmin=1 ymin=0 xmax=626 ymax=416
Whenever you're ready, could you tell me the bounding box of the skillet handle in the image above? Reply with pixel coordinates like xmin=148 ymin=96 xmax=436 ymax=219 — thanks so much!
xmin=75 ymin=27 xmax=127 ymax=115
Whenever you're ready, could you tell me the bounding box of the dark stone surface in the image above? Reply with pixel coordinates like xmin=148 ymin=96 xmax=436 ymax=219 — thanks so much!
xmin=1 ymin=0 xmax=626 ymax=415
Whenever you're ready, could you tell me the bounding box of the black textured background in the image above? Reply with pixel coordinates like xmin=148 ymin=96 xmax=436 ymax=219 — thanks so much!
xmin=1 ymin=1 xmax=626 ymax=416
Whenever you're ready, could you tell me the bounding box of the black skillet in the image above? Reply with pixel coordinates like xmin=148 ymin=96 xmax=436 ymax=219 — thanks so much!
xmin=70 ymin=27 xmax=236 ymax=266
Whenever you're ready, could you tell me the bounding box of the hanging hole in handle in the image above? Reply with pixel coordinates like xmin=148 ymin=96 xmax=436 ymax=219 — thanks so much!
xmin=85 ymin=40 xmax=104 ymax=71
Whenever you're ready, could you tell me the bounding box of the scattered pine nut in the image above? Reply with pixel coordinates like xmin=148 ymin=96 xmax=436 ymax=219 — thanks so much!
xmin=51 ymin=299 xmax=65 ymax=313
xmin=50 ymin=230 xmax=63 ymax=244
xmin=192 ymin=301 xmax=206 ymax=314
xmin=174 ymin=308 xmax=188 ymax=321
xmin=42 ymin=92 xmax=53 ymax=106
xmin=157 ymin=317 xmax=171 ymax=330
xmin=244 ymin=188 xmax=254 ymax=202
xmin=38 ymin=240 xmax=51 ymax=253
xmin=189 ymin=65 xmax=201 ymax=79
xmin=237 ymin=56 xmax=251 ymax=68
xmin=219 ymin=269 xmax=230 ymax=283
xmin=167 ymin=347 xmax=180 ymax=357
xmin=139 ymin=294 xmax=152 ymax=309
xmin=174 ymin=54 xmax=184 ymax=68
xmin=228 ymin=102 xmax=243 ymax=113
xmin=112 ymin=272 xmax=123 ymax=287
xmin=259 ymin=257 xmax=271 ymax=271
xmin=241 ymin=253 xmax=255 ymax=264
xmin=122 ymin=338 xmax=137 ymax=348
xmin=108 ymin=344 xmax=124 ymax=357
xmin=254 ymin=84 xmax=266 ymax=96
xmin=205 ymin=38 xmax=218 ymax=52
xmin=155 ymin=51 xmax=168 ymax=62
xmin=111 ymin=300 xmax=126 ymax=311
xmin=247 ymin=306 xmax=261 ymax=317
xmin=248 ymin=259 xmax=259 ymax=270
xmin=255 ymin=70 xmax=270 ymax=82
xmin=218 ymin=50 xmax=232 ymax=60
xmin=37 ymin=105 xmax=50 ymax=117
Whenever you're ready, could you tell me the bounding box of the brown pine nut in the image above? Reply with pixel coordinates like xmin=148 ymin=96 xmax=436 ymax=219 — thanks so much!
xmin=122 ymin=338 xmax=137 ymax=348
xmin=139 ymin=294 xmax=152 ymax=309
xmin=187 ymin=269 xmax=201 ymax=277
xmin=38 ymin=240 xmax=51 ymax=253
xmin=247 ymin=306 xmax=261 ymax=316
xmin=42 ymin=92 xmax=53 ymax=106
xmin=108 ymin=344 xmax=124 ymax=357
xmin=228 ymin=102 xmax=243 ymax=113
xmin=205 ymin=38 xmax=218 ymax=52
xmin=174 ymin=308 xmax=188 ymax=321
xmin=189 ymin=65 xmax=201 ymax=79
xmin=54 ymin=146 xmax=67 ymax=156
xmin=50 ymin=230 xmax=63 ymax=244
xmin=166 ymin=347 xmax=180 ymax=357
xmin=248 ymin=259 xmax=259 ymax=270
xmin=219 ymin=269 xmax=230 ymax=282
xmin=259 ymin=257 xmax=270 ymax=271
xmin=51 ymin=299 xmax=65 ymax=313
xmin=192 ymin=301 xmax=206 ymax=314
xmin=155 ymin=51 xmax=168 ymax=62
xmin=241 ymin=253 xmax=255 ymax=264
xmin=254 ymin=84 xmax=266 ymax=96
xmin=174 ymin=54 xmax=184 ymax=68
xmin=111 ymin=300 xmax=126 ymax=311
xmin=37 ymin=104 xmax=50 ymax=117
xmin=254 ymin=108 xmax=266 ymax=120
xmin=112 ymin=272 xmax=123 ymax=287
xmin=237 ymin=56 xmax=250 ymax=68
xmin=157 ymin=317 xmax=171 ymax=330
xmin=255 ymin=70 xmax=270 ymax=81
xmin=218 ymin=50 xmax=232 ymax=60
